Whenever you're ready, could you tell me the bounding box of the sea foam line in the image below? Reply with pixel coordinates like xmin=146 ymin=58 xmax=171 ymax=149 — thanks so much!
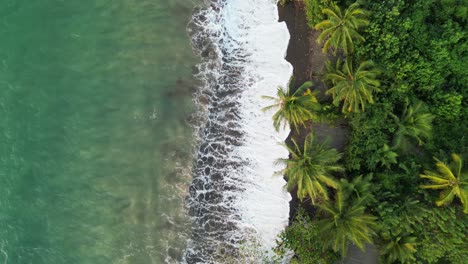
xmin=185 ymin=0 xmax=292 ymax=262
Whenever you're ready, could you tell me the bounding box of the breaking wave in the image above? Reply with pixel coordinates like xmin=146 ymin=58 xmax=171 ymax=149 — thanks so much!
xmin=185 ymin=0 xmax=292 ymax=262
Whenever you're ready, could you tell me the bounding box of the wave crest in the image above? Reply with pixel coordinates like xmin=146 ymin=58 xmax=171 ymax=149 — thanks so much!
xmin=185 ymin=1 xmax=292 ymax=263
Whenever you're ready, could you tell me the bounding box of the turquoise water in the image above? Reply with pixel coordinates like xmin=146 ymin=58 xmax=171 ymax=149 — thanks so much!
xmin=0 ymin=0 xmax=199 ymax=263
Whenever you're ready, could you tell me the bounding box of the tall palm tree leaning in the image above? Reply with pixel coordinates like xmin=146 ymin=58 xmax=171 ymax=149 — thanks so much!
xmin=325 ymin=58 xmax=380 ymax=113
xmin=316 ymin=191 xmax=377 ymax=257
xmin=262 ymin=81 xmax=321 ymax=131
xmin=315 ymin=2 xmax=369 ymax=55
xmin=392 ymin=100 xmax=434 ymax=148
xmin=420 ymin=153 xmax=468 ymax=214
xmin=277 ymin=133 xmax=344 ymax=204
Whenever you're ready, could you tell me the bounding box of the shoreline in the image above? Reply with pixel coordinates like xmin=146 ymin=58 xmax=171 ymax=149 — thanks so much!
xmin=275 ymin=3 xmax=371 ymax=262
xmin=277 ymin=1 xmax=349 ymax=222
xmin=278 ymin=2 xmax=311 ymax=86
xmin=278 ymin=0 xmax=312 ymax=222
xmin=277 ymin=1 xmax=317 ymax=222
xmin=274 ymin=1 xmax=467 ymax=263
xmin=185 ymin=1 xmax=293 ymax=261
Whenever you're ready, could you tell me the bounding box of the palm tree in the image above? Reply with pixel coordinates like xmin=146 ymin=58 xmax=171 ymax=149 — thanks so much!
xmin=420 ymin=154 xmax=468 ymax=214
xmin=380 ymin=233 xmax=417 ymax=264
xmin=392 ymin=100 xmax=434 ymax=148
xmin=377 ymin=144 xmax=398 ymax=169
xmin=262 ymin=81 xmax=321 ymax=131
xmin=325 ymin=58 xmax=380 ymax=113
xmin=277 ymin=133 xmax=344 ymax=204
xmin=339 ymin=174 xmax=374 ymax=203
xmin=315 ymin=2 xmax=368 ymax=55
xmin=316 ymin=191 xmax=377 ymax=256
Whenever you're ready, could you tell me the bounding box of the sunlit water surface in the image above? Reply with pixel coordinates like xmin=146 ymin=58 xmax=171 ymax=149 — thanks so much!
xmin=0 ymin=0 xmax=199 ymax=263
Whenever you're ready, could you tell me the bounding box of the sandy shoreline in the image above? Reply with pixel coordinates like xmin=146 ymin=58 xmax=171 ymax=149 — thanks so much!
xmin=278 ymin=2 xmax=311 ymax=86
xmin=277 ymin=1 xmax=314 ymax=222
xmin=277 ymin=2 xmax=349 ymax=221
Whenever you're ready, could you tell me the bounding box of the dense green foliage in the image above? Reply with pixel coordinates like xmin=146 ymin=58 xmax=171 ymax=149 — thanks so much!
xmin=342 ymin=0 xmax=468 ymax=262
xmin=277 ymin=209 xmax=340 ymax=264
xmin=304 ymin=0 xmax=336 ymax=27
xmin=379 ymin=233 xmax=417 ymax=264
xmin=373 ymin=198 xmax=468 ymax=263
xmin=278 ymin=133 xmax=343 ymax=203
xmin=262 ymin=81 xmax=321 ymax=131
xmin=277 ymin=0 xmax=468 ymax=263
xmin=355 ymin=0 xmax=467 ymax=153
xmin=391 ymin=100 xmax=434 ymax=149
xmin=344 ymin=103 xmax=397 ymax=171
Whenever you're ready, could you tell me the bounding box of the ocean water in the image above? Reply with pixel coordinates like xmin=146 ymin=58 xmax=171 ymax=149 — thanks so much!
xmin=0 ymin=0 xmax=199 ymax=263
xmin=0 ymin=0 xmax=292 ymax=263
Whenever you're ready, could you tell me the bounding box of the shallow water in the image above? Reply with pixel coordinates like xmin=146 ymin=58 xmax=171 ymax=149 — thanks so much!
xmin=0 ymin=0 xmax=198 ymax=263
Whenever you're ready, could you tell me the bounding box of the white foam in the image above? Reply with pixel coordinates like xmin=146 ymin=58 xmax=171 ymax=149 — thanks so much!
xmin=187 ymin=0 xmax=293 ymax=260
xmin=222 ymin=0 xmax=292 ymax=252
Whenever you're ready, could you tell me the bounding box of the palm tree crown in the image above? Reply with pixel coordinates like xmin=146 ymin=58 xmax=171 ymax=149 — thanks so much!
xmin=325 ymin=58 xmax=380 ymax=113
xmin=420 ymin=154 xmax=468 ymax=214
xmin=262 ymin=81 xmax=321 ymax=131
xmin=315 ymin=2 xmax=369 ymax=55
xmin=316 ymin=191 xmax=377 ymax=256
xmin=277 ymin=133 xmax=344 ymax=204
xmin=339 ymin=174 xmax=374 ymax=203
xmin=380 ymin=233 xmax=417 ymax=264
xmin=392 ymin=100 xmax=434 ymax=148
xmin=377 ymin=144 xmax=398 ymax=169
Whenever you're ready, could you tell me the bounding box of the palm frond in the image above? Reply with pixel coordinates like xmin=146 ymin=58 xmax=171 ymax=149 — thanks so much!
xmin=280 ymin=132 xmax=343 ymax=203
xmin=314 ymin=2 xmax=368 ymax=54
xmin=435 ymin=187 xmax=456 ymax=206
xmin=316 ymin=191 xmax=376 ymax=256
xmin=293 ymin=81 xmax=313 ymax=96
xmin=325 ymin=58 xmax=380 ymax=113
xmin=420 ymin=154 xmax=467 ymax=214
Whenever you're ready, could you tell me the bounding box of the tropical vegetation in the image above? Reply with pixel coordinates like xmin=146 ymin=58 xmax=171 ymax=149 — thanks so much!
xmin=277 ymin=209 xmax=339 ymax=264
xmin=391 ymin=100 xmax=434 ymax=149
xmin=315 ymin=190 xmax=376 ymax=256
xmin=262 ymin=80 xmax=321 ymax=131
xmin=325 ymin=58 xmax=380 ymax=113
xmin=272 ymin=0 xmax=467 ymax=263
xmin=420 ymin=154 xmax=468 ymax=213
xmin=315 ymin=2 xmax=368 ymax=54
xmin=379 ymin=232 xmax=417 ymax=264
xmin=277 ymin=133 xmax=343 ymax=203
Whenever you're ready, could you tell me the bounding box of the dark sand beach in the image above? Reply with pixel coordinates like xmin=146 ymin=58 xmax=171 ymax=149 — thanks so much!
xmin=277 ymin=3 xmax=378 ymax=263
xmin=278 ymin=2 xmax=349 ymax=220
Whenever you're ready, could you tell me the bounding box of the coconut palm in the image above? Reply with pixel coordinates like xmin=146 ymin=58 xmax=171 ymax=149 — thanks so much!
xmin=392 ymin=100 xmax=434 ymax=148
xmin=339 ymin=174 xmax=374 ymax=203
xmin=277 ymin=132 xmax=344 ymax=204
xmin=262 ymin=81 xmax=321 ymax=131
xmin=420 ymin=154 xmax=468 ymax=214
xmin=325 ymin=58 xmax=380 ymax=113
xmin=316 ymin=191 xmax=377 ymax=256
xmin=315 ymin=2 xmax=369 ymax=55
xmin=380 ymin=233 xmax=417 ymax=264
xmin=377 ymin=144 xmax=398 ymax=169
